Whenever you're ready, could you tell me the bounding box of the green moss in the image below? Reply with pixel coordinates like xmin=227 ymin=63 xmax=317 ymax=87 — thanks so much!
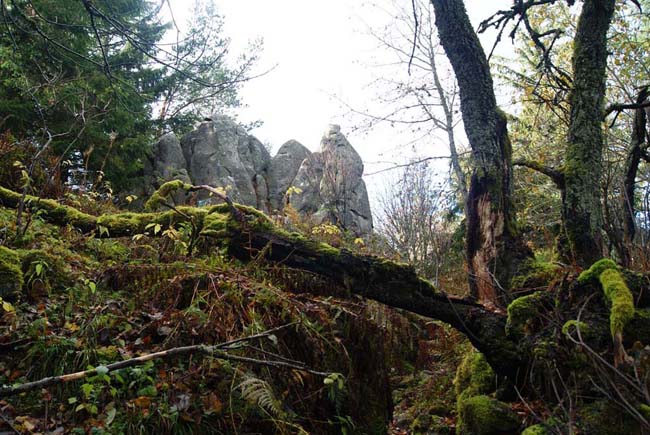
xmin=638 ymin=403 xmax=650 ymax=420
xmin=521 ymin=424 xmax=551 ymax=435
xmin=506 ymin=292 xmax=545 ymax=338
xmin=454 ymin=351 xmax=495 ymax=397
xmin=144 ymin=180 xmax=193 ymax=211
xmin=562 ymin=319 xmax=590 ymax=337
xmin=0 ymin=246 xmax=24 ymax=300
xmin=456 ymin=395 xmax=520 ymax=435
xmin=86 ymin=239 xmax=130 ymax=263
xmin=97 ymin=212 xmax=161 ymax=236
xmin=17 ymin=249 xmax=72 ymax=293
xmin=577 ymin=258 xmax=618 ymax=283
xmin=511 ymin=258 xmax=560 ymax=289
xmin=600 ymin=268 xmax=634 ymax=339
xmin=201 ymin=210 xmax=237 ymax=240
xmin=0 ymin=245 xmax=21 ymax=265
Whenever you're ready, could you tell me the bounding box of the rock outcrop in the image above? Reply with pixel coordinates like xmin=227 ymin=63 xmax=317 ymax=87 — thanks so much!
xmin=145 ymin=116 xmax=373 ymax=235
xmin=289 ymin=125 xmax=373 ymax=236
xmin=267 ymin=140 xmax=311 ymax=211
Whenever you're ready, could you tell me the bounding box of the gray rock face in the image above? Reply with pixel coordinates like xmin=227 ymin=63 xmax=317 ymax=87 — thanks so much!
xmin=144 ymin=118 xmax=373 ymax=235
xmin=152 ymin=133 xmax=191 ymax=183
xmin=268 ymin=140 xmax=312 ymax=211
xmin=179 ymin=116 xmax=270 ymax=209
xmin=288 ymin=125 xmax=373 ymax=235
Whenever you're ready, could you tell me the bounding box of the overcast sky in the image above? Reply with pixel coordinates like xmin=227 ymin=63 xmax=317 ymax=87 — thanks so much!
xmin=168 ymin=0 xmax=516 ymax=206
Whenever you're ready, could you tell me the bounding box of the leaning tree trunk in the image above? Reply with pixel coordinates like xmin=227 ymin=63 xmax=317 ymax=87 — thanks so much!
xmin=430 ymin=0 xmax=531 ymax=307
xmin=563 ymin=0 xmax=616 ymax=267
xmin=621 ymin=88 xmax=649 ymax=266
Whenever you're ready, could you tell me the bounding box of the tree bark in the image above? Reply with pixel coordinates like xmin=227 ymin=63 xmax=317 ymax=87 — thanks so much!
xmin=563 ymin=0 xmax=616 ymax=267
xmin=621 ymin=88 xmax=649 ymax=266
xmin=0 ymin=185 xmax=522 ymax=376
xmin=429 ymin=0 xmax=531 ymax=306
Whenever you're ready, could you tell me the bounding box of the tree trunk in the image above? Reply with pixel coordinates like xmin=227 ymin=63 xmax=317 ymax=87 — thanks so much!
xmin=429 ymin=0 xmax=530 ymax=306
xmin=563 ymin=0 xmax=616 ymax=267
xmin=621 ymin=88 xmax=649 ymax=266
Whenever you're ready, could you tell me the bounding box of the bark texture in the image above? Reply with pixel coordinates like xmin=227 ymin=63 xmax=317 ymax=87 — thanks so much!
xmin=430 ymin=0 xmax=530 ymax=306
xmin=563 ymin=0 xmax=616 ymax=266
xmin=621 ymin=89 xmax=649 ymax=265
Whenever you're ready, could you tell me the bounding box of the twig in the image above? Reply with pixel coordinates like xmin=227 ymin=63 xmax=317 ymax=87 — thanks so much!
xmin=0 ymin=323 xmax=330 ymax=397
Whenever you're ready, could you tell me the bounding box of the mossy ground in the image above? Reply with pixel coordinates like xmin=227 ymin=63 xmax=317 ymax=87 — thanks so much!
xmin=0 ymin=205 xmax=399 ymax=434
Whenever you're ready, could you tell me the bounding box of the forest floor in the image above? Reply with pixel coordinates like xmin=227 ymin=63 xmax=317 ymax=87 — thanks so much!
xmin=0 ymin=200 xmax=469 ymax=434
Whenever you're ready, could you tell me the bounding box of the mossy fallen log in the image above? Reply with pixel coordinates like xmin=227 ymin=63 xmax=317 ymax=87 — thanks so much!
xmin=0 ymin=185 xmax=522 ymax=376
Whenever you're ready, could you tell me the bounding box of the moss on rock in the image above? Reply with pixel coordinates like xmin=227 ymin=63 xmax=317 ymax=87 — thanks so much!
xmin=0 ymin=246 xmax=24 ymax=300
xmin=19 ymin=249 xmax=70 ymax=293
xmin=511 ymin=258 xmax=560 ymax=289
xmin=456 ymin=395 xmax=520 ymax=435
xmin=521 ymin=424 xmax=551 ymax=435
xmin=454 ymin=351 xmax=495 ymax=397
xmin=506 ymin=292 xmax=545 ymax=338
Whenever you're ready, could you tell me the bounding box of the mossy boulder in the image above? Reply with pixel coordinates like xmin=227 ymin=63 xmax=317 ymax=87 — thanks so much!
xmin=521 ymin=424 xmax=552 ymax=435
xmin=454 ymin=351 xmax=495 ymax=397
xmin=506 ymin=291 xmax=547 ymax=338
xmin=19 ymin=249 xmax=70 ymax=294
xmin=511 ymin=258 xmax=560 ymax=290
xmin=456 ymin=395 xmax=520 ymax=435
xmin=0 ymin=246 xmax=23 ymax=301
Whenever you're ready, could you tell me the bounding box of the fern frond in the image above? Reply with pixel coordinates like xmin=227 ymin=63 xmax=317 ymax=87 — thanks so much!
xmin=238 ymin=376 xmax=284 ymax=418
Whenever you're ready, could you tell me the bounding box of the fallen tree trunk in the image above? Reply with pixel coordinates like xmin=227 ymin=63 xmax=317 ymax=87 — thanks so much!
xmin=0 ymin=185 xmax=522 ymax=376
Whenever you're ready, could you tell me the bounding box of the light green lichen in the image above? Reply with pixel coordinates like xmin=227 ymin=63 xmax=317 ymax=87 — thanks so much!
xmin=562 ymin=319 xmax=590 ymax=337
xmin=144 ymin=180 xmax=193 ymax=211
xmin=577 ymin=258 xmax=618 ymax=283
xmin=576 ymin=259 xmax=635 ymax=348
xmin=638 ymin=403 xmax=650 ymax=420
xmin=600 ymin=268 xmax=634 ymax=339
xmin=521 ymin=424 xmax=551 ymax=435
xmin=97 ymin=212 xmax=156 ymax=236
xmin=201 ymin=209 xmax=236 ymax=240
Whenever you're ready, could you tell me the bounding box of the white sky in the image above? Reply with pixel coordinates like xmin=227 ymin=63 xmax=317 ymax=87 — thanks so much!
xmin=168 ymin=0 xmax=516 ymax=209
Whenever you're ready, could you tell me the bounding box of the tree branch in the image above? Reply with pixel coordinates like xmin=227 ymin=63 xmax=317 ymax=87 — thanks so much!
xmin=0 ymin=323 xmax=328 ymax=397
xmin=513 ymin=158 xmax=565 ymax=188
